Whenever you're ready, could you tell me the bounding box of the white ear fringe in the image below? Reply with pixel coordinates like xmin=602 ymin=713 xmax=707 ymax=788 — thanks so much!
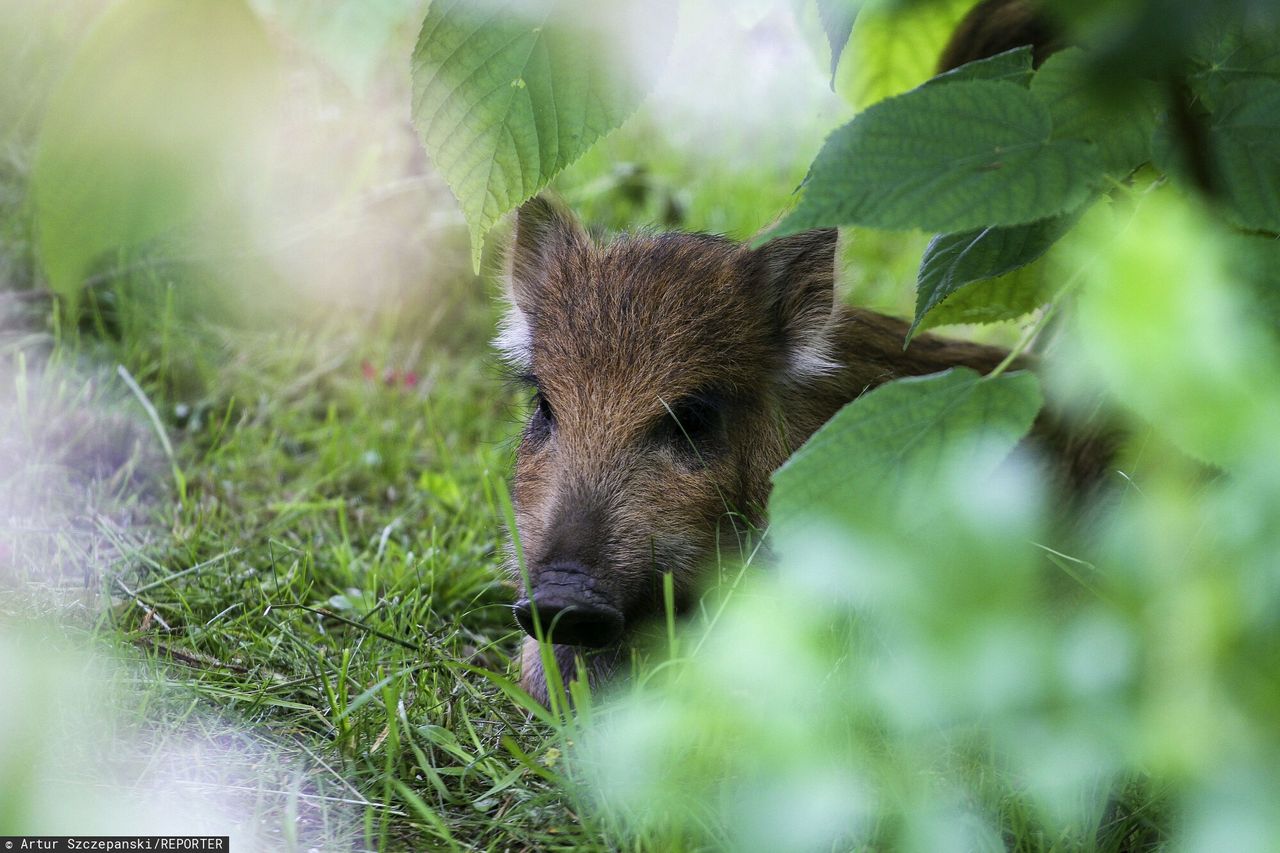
xmin=788 ymin=340 xmax=842 ymax=379
xmin=785 ymin=339 xmax=842 ymax=384
xmin=493 ymin=301 xmax=533 ymax=370
xmin=782 ymin=310 xmax=842 ymax=384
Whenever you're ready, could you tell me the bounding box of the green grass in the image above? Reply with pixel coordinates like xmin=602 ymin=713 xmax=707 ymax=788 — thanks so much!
xmin=2 ymin=267 xmax=614 ymax=848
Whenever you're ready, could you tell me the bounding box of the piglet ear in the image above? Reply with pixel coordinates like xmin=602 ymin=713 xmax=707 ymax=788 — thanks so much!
xmin=508 ymin=194 xmax=589 ymax=312
xmin=496 ymin=195 xmax=587 ymax=369
xmin=751 ymin=228 xmax=840 ymax=381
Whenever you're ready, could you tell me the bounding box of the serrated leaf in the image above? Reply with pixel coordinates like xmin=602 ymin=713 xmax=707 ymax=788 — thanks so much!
xmin=1156 ymin=77 xmax=1280 ymax=233
xmin=411 ymin=0 xmax=675 ymax=271
xmin=1205 ymin=78 xmax=1280 ymax=232
xmin=1188 ymin=21 xmax=1280 ymax=108
xmin=835 ymin=0 xmax=976 ymax=110
xmin=1030 ymin=47 xmax=1160 ymax=176
xmin=916 ymin=260 xmax=1052 ymax=334
xmin=912 ymin=210 xmax=1079 ymax=338
xmin=771 ymin=368 xmax=1043 ymax=533
xmin=816 ymin=0 xmax=860 ymax=87
xmin=925 ymin=45 xmax=1034 ymax=89
xmin=32 ymin=0 xmax=277 ymax=307
xmin=774 ymin=81 xmax=1102 ymax=237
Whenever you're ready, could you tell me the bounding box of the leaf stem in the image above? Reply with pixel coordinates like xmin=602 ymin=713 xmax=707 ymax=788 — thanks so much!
xmin=986 ymin=299 xmax=1059 ymax=378
xmin=985 ymin=235 xmax=1103 ymax=379
xmin=987 ymin=185 xmax=1158 ymax=380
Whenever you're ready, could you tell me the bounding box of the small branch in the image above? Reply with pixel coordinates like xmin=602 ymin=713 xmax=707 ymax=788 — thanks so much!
xmin=132 ymin=547 xmax=241 ymax=595
xmin=113 ymin=575 xmax=172 ymax=631
xmin=133 ymin=636 xmax=249 ymax=673
xmin=264 ymin=603 xmax=424 ymax=653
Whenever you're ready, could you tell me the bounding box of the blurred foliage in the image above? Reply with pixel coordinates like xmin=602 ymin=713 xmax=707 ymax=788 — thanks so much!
xmin=579 ymin=186 xmax=1280 ymax=850
xmin=249 ymin=0 xmax=423 ymax=93
xmin=0 ymin=0 xmax=107 ymax=292
xmin=33 ymin=0 xmax=280 ymax=309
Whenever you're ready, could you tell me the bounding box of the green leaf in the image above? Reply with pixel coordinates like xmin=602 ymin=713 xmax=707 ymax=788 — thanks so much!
xmin=1223 ymin=232 xmax=1280 ymax=331
xmin=770 ymin=368 xmax=1043 ymax=534
xmin=1188 ymin=22 xmax=1280 ymax=109
xmin=835 ymin=0 xmax=976 ymax=110
xmin=816 ymin=0 xmax=860 ymax=87
xmin=410 ymin=0 xmax=675 ymax=271
xmin=32 ymin=0 xmax=277 ymax=307
xmin=912 ymin=210 xmax=1079 ymax=338
xmin=775 ymin=81 xmax=1102 ymax=237
xmin=915 ymin=260 xmax=1052 ymax=334
xmin=1030 ymin=47 xmax=1161 ymax=176
xmin=925 ymin=45 xmax=1034 ymax=89
xmin=1205 ymin=78 xmax=1280 ymax=232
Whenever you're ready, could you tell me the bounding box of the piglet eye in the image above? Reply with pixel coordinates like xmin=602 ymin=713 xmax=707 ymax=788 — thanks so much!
xmin=526 ymin=390 xmax=556 ymax=443
xmin=535 ymin=392 xmax=555 ymax=425
xmin=667 ymin=398 xmax=718 ymax=441
xmin=659 ymin=394 xmax=725 ymax=461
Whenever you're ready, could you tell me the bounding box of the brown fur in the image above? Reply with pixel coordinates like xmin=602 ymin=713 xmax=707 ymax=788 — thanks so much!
xmin=937 ymin=0 xmax=1062 ymax=72
xmin=500 ymin=199 xmax=1114 ymax=704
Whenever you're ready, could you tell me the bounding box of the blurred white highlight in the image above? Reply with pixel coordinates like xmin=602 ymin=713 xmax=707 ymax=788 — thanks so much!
xmin=0 ymin=351 xmax=356 ymax=848
xmin=0 ymin=624 xmax=361 ymax=848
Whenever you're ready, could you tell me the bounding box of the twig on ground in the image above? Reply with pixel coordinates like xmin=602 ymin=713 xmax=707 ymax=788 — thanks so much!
xmin=264 ymin=602 xmax=425 ymax=653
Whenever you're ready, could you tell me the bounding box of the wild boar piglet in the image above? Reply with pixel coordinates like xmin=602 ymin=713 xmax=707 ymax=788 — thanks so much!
xmin=497 ymin=197 xmax=1107 ymax=704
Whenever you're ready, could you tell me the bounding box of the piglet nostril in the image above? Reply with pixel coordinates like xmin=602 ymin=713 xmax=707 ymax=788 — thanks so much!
xmin=547 ymin=604 xmax=624 ymax=647
xmin=513 ymin=595 xmax=624 ymax=648
xmin=513 ymin=598 xmax=537 ymax=636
